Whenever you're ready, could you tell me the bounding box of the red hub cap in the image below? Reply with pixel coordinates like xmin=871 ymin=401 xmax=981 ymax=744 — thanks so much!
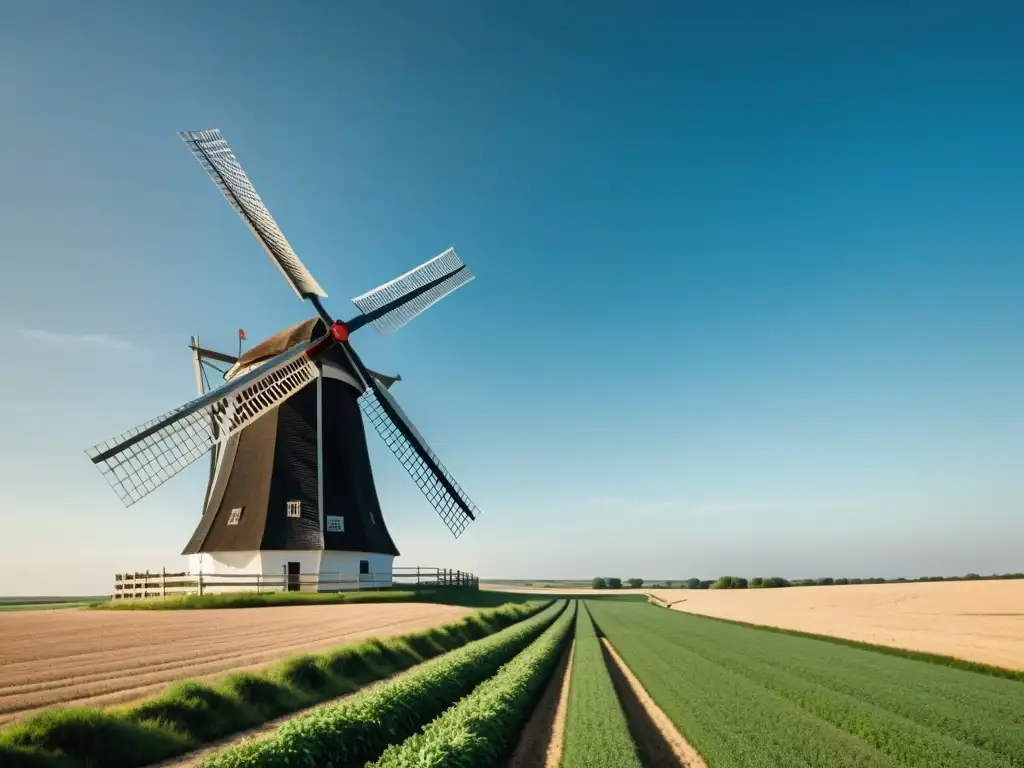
xmin=329 ymin=321 xmax=350 ymax=342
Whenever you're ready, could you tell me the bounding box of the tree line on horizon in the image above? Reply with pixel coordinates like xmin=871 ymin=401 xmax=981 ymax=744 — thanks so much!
xmin=591 ymin=572 xmax=1024 ymax=590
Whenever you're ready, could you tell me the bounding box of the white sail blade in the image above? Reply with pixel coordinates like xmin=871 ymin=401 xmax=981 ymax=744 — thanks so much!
xmin=351 ymin=248 xmax=474 ymax=335
xmin=179 ymin=128 xmax=327 ymax=300
xmin=87 ymin=342 xmax=320 ymax=507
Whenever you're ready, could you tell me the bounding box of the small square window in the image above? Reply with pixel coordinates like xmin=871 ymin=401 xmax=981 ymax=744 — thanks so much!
xmin=326 ymin=515 xmax=344 ymax=533
xmin=227 ymin=508 xmax=243 ymax=526
xmin=286 ymin=500 xmax=302 ymax=518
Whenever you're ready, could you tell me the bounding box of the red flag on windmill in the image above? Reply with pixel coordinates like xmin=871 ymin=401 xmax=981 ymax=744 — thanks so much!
xmin=238 ymin=328 xmax=246 ymax=341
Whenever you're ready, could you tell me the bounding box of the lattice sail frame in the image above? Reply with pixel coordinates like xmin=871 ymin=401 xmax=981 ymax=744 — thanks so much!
xmin=87 ymin=346 xmax=319 ymax=507
xmin=351 ymin=248 xmax=474 ymax=335
xmin=358 ymin=379 xmax=478 ymax=538
xmin=179 ymin=128 xmax=327 ymax=299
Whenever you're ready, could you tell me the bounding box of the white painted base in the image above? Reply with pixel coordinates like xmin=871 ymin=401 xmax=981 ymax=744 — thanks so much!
xmin=186 ymin=550 xmax=395 ymax=593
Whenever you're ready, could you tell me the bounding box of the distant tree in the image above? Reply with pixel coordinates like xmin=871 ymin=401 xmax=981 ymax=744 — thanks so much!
xmin=712 ymin=576 xmax=748 ymax=589
xmin=591 ymin=577 xmax=607 ymax=589
xmin=816 ymin=577 xmax=834 ymax=586
xmin=764 ymin=576 xmax=790 ymax=588
xmin=607 ymin=577 xmax=623 ymax=589
xmin=835 ymin=578 xmax=849 ymax=586
xmin=965 ymin=573 xmax=981 ymax=580
xmin=685 ymin=578 xmax=701 ymax=589
xmin=628 ymin=578 xmax=644 ymax=589
xmin=664 ymin=580 xmax=673 ymax=587
xmin=750 ymin=577 xmax=764 ymax=588
xmin=850 ymin=578 xmax=864 ymax=585
xmin=699 ymin=580 xmax=715 ymax=589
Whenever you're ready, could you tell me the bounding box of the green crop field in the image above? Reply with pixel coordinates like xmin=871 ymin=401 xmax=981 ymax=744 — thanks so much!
xmin=4 ymin=591 xmax=1021 ymax=768
xmin=560 ymin=601 xmax=642 ymax=768
xmin=588 ymin=600 xmax=1024 ymax=767
xmin=0 ymin=597 xmax=107 ymax=612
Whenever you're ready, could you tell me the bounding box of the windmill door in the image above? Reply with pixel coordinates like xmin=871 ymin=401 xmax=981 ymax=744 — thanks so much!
xmin=286 ymin=561 xmax=300 ymax=592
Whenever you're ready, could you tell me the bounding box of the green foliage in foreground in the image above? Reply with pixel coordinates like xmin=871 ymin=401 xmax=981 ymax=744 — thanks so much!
xmin=93 ymin=589 xmax=420 ymax=610
xmin=588 ymin=601 xmax=1024 ymax=768
xmin=371 ymin=601 xmax=577 ymax=767
xmin=94 ymin=586 xmax=523 ymax=611
xmin=560 ymin=602 xmax=641 ymax=768
xmin=0 ymin=601 xmax=548 ymax=768
xmin=200 ymin=600 xmax=569 ymax=768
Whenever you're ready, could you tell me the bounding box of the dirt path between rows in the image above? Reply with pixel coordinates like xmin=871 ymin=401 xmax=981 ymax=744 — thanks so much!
xmin=0 ymin=603 xmax=470 ymax=726
xmin=506 ymin=640 xmax=574 ymax=768
xmin=601 ymin=638 xmax=707 ymax=768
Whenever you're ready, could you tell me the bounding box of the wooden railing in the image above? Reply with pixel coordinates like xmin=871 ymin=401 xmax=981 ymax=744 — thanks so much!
xmin=112 ymin=566 xmax=479 ymax=600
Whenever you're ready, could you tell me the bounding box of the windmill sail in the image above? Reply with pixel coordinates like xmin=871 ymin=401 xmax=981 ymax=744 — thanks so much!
xmin=350 ymin=248 xmax=474 ymax=335
xmin=358 ymin=379 xmax=478 ymax=538
xmin=179 ymin=128 xmax=327 ymax=300
xmin=87 ymin=341 xmax=320 ymax=507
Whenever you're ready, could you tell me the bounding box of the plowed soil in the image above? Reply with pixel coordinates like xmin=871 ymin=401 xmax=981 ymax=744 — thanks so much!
xmin=484 ymin=580 xmax=1024 ymax=670
xmin=0 ymin=602 xmax=470 ymax=726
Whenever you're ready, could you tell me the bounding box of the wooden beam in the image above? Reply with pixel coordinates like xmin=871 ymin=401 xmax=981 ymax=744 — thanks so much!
xmin=187 ymin=344 xmax=239 ymax=365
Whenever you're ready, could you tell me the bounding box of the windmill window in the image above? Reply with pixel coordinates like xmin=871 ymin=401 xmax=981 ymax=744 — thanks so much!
xmin=326 ymin=515 xmax=344 ymax=533
xmin=227 ymin=508 xmax=243 ymax=526
xmin=286 ymin=500 xmax=302 ymax=518
xmin=359 ymin=560 xmax=370 ymax=575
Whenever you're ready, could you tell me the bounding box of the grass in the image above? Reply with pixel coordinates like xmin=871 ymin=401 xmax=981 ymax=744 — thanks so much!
xmin=0 ymin=597 xmax=107 ymax=612
xmin=560 ymin=602 xmax=642 ymax=768
xmin=200 ymin=600 xmax=569 ymax=767
xmin=684 ymin=610 xmax=1024 ymax=683
xmin=588 ymin=601 xmax=1024 ymax=768
xmin=89 ymin=586 xmax=647 ymax=611
xmin=0 ymin=600 xmax=550 ymax=768
xmin=92 ymin=585 xmax=535 ymax=610
xmin=371 ymin=600 xmax=577 ymax=767
xmin=92 ymin=588 xmax=420 ymax=610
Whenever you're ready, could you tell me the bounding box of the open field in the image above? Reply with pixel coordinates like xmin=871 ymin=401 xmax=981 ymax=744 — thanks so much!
xmin=589 ymin=600 xmax=1024 ymax=767
xmin=0 ymin=602 xmax=471 ymax=726
xmin=484 ymin=580 xmax=1024 ymax=669
xmin=0 ymin=597 xmax=107 ymax=612
xmin=3 ymin=597 xmax=1022 ymax=767
xmin=656 ymin=580 xmax=1024 ymax=671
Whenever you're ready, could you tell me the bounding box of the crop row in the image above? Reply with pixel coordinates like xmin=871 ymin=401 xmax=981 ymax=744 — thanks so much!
xmin=370 ymin=600 xmax=578 ymax=766
xmin=0 ymin=600 xmax=549 ymax=768
xmin=560 ymin=601 xmax=641 ymax=768
xmin=200 ymin=599 xmax=569 ymax=767
xmin=588 ymin=601 xmax=1024 ymax=768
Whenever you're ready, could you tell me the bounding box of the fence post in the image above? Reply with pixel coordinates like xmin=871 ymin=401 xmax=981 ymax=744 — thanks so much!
xmin=416 ymin=565 xmax=421 ymax=587
xmin=198 ymin=571 xmax=204 ymax=596
xmin=256 ymin=573 xmax=261 ymax=594
xmin=161 ymin=567 xmax=166 ymax=600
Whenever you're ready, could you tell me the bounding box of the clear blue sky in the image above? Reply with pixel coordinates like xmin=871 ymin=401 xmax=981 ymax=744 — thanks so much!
xmin=1 ymin=2 xmax=1022 ymax=594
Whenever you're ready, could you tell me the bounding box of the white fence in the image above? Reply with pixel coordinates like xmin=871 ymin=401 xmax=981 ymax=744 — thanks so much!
xmin=112 ymin=566 xmax=479 ymax=600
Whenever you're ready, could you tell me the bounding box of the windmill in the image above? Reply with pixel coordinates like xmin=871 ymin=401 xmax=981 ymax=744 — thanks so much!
xmin=86 ymin=128 xmax=479 ymax=589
